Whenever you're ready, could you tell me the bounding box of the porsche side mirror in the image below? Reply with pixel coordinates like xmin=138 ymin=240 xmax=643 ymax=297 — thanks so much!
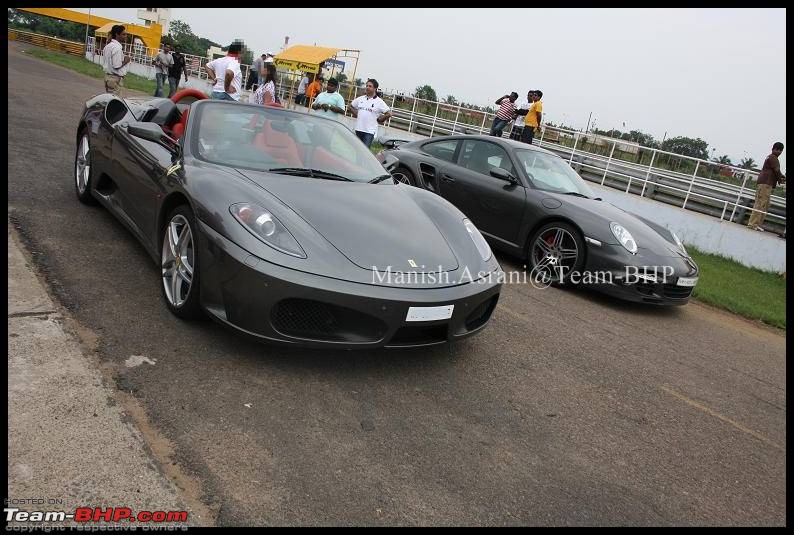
xmin=127 ymin=122 xmax=179 ymax=154
xmin=490 ymin=167 xmax=517 ymax=184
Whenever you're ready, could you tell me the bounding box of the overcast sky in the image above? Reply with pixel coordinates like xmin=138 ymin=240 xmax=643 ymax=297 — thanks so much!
xmin=73 ymin=8 xmax=786 ymax=171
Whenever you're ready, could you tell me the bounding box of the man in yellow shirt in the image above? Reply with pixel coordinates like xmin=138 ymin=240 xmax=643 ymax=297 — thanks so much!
xmin=521 ymin=90 xmax=543 ymax=145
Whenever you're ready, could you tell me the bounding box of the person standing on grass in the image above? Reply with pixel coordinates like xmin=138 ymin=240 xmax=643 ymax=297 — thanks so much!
xmin=167 ymin=47 xmax=188 ymax=98
xmin=102 ymin=25 xmax=130 ymax=97
xmin=312 ymin=77 xmax=346 ymax=121
xmin=205 ymin=42 xmax=243 ymax=101
xmin=747 ymin=142 xmax=786 ymax=231
xmin=521 ymin=90 xmax=543 ymax=144
xmin=347 ymin=78 xmax=392 ymax=147
xmin=490 ymin=92 xmax=518 ymax=137
xmin=153 ymin=44 xmax=173 ymax=98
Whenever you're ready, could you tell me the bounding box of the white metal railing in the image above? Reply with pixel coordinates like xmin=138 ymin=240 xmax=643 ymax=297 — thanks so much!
xmin=85 ymin=36 xmax=785 ymax=230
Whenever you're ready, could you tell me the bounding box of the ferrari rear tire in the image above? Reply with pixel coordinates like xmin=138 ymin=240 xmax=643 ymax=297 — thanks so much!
xmin=392 ymin=165 xmax=417 ymax=187
xmin=74 ymin=131 xmax=98 ymax=205
xmin=161 ymin=205 xmax=203 ymax=319
xmin=527 ymin=221 xmax=586 ymax=286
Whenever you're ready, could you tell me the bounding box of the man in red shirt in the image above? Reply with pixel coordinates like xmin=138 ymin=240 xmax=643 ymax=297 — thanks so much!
xmin=747 ymin=142 xmax=786 ymax=231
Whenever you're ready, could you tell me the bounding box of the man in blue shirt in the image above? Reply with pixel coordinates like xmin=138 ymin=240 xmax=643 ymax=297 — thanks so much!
xmin=311 ymin=78 xmax=346 ymax=121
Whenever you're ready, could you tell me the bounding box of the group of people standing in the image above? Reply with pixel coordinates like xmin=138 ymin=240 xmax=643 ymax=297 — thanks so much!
xmin=490 ymin=89 xmax=544 ymax=144
xmin=152 ymin=43 xmax=188 ymax=98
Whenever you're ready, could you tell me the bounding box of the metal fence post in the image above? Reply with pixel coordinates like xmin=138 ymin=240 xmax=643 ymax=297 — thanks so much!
xmin=480 ymin=113 xmax=488 ymax=135
xmin=429 ymin=101 xmax=440 ymax=137
xmin=681 ymin=161 xmax=700 ymax=209
xmin=452 ymin=106 xmax=460 ymax=134
xmin=728 ymin=173 xmax=749 ymax=223
xmin=568 ymin=132 xmax=579 ymax=164
xmin=601 ymin=140 xmax=616 ymax=186
xmin=407 ymin=97 xmax=418 ymax=133
xmin=539 ymin=125 xmax=545 ymax=145
xmin=639 ymin=149 xmax=657 ymax=197
xmin=388 ymin=94 xmax=396 ymax=128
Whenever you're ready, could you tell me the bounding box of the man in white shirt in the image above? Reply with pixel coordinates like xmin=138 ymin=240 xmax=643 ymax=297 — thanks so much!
xmin=205 ymin=42 xmax=243 ymax=101
xmin=346 ymin=78 xmax=392 ymax=147
xmin=511 ymin=90 xmax=533 ymax=141
xmin=153 ymin=44 xmax=173 ymax=97
xmin=296 ymin=73 xmax=310 ymax=106
xmin=102 ymin=25 xmax=130 ymax=97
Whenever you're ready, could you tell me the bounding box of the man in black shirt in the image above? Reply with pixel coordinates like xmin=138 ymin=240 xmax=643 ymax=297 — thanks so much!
xmin=168 ymin=48 xmax=189 ymax=98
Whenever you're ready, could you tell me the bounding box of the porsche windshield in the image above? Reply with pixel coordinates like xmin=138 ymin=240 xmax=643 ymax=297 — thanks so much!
xmin=515 ymin=149 xmax=596 ymax=198
xmin=191 ymin=102 xmax=388 ymax=183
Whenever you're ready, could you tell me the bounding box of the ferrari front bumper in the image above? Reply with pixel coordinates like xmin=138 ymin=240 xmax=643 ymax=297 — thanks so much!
xmin=196 ymin=221 xmax=501 ymax=348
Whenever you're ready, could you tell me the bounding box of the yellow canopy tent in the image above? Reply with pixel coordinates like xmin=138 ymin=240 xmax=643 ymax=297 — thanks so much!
xmin=274 ymin=44 xmax=361 ymax=107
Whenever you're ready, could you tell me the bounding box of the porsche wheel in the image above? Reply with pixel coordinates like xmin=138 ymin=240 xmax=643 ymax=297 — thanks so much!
xmin=391 ymin=166 xmax=417 ymax=187
xmin=527 ymin=222 xmax=585 ymax=285
xmin=74 ymin=131 xmax=98 ymax=205
xmin=161 ymin=205 xmax=203 ymax=319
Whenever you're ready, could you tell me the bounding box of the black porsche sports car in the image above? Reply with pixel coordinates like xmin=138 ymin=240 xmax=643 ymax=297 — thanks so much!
xmin=377 ymin=135 xmax=699 ymax=305
xmin=74 ymin=92 xmax=501 ymax=348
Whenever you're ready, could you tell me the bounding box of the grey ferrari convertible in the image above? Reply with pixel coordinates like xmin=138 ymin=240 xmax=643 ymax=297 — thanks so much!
xmin=74 ymin=92 xmax=501 ymax=348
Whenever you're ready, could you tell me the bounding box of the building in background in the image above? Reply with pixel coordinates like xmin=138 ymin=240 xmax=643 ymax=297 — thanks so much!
xmin=137 ymin=8 xmax=171 ymax=35
xmin=207 ymin=45 xmax=225 ymax=59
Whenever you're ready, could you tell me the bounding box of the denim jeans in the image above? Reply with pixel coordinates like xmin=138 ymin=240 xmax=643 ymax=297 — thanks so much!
xmin=355 ymin=130 xmax=375 ymax=147
xmin=211 ymin=91 xmax=236 ymax=101
xmin=154 ymin=73 xmax=168 ymax=97
xmin=167 ymin=77 xmax=179 ymax=98
xmin=490 ymin=118 xmax=510 ymax=137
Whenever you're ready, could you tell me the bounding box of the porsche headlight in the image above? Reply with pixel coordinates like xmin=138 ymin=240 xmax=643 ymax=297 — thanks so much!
xmin=671 ymin=231 xmax=688 ymax=255
xmin=464 ymin=218 xmax=492 ymax=261
xmin=230 ymin=203 xmax=306 ymax=258
xmin=610 ymin=222 xmax=637 ymax=254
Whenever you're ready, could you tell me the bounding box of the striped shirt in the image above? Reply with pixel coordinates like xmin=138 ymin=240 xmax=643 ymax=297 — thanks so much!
xmin=496 ymin=98 xmax=516 ymax=120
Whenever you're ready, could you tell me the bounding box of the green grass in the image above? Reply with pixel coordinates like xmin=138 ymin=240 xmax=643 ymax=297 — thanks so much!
xmin=369 ymin=142 xmax=383 ymax=154
xmin=23 ymin=46 xmax=156 ymax=95
xmin=687 ymin=246 xmax=786 ymax=329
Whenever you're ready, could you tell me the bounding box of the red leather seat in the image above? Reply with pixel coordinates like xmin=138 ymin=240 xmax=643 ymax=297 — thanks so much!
xmin=252 ymin=121 xmax=302 ymax=167
xmin=312 ymin=146 xmax=363 ymax=176
xmin=171 ymin=109 xmax=189 ymax=140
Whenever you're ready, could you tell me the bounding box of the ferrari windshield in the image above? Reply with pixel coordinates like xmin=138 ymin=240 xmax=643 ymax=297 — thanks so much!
xmin=190 ymin=102 xmax=388 ymax=183
xmin=515 ymin=149 xmax=596 ymax=198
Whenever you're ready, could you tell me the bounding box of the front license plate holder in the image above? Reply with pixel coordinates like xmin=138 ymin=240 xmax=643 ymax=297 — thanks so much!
xmin=406 ymin=305 xmax=454 ymax=322
xmin=676 ymin=276 xmax=698 ymax=287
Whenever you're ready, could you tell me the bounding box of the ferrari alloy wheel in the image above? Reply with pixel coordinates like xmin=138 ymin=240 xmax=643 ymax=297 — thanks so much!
xmin=161 ymin=206 xmax=203 ymax=319
xmin=528 ymin=222 xmax=585 ymax=285
xmin=74 ymin=132 xmax=97 ymax=204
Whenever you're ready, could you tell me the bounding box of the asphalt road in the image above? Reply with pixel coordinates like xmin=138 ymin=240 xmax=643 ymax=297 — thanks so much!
xmin=7 ymin=42 xmax=786 ymax=526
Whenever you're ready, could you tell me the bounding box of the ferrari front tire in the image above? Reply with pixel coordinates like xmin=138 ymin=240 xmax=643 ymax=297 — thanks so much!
xmin=74 ymin=131 xmax=98 ymax=205
xmin=161 ymin=205 xmax=203 ymax=319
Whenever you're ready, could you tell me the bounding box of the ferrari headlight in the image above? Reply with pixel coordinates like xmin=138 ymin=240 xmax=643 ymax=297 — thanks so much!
xmin=671 ymin=231 xmax=688 ymax=255
xmin=610 ymin=222 xmax=637 ymax=254
xmin=230 ymin=203 xmax=306 ymax=258
xmin=464 ymin=218 xmax=492 ymax=261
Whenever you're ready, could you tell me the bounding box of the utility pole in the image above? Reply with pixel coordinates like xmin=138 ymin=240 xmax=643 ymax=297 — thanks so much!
xmin=585 ymin=111 xmax=592 ymax=134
